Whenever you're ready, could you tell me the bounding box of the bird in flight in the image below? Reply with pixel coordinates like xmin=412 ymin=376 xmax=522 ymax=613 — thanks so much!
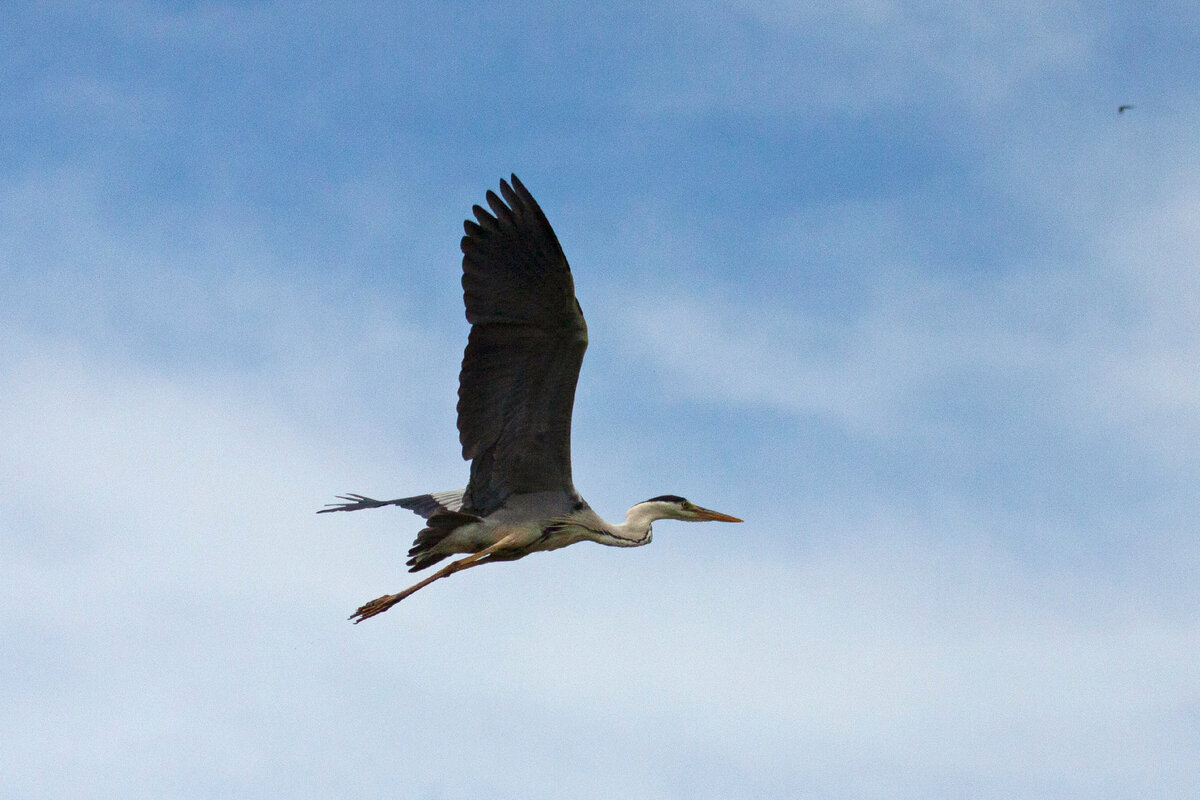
xmin=1118 ymin=105 xmax=1135 ymax=114
xmin=321 ymin=175 xmax=742 ymax=622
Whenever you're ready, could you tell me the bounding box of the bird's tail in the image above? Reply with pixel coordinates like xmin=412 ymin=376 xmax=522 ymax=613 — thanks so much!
xmin=405 ymin=511 xmax=481 ymax=572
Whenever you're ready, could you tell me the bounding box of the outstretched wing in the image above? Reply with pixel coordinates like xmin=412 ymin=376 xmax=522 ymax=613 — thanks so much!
xmin=457 ymin=175 xmax=588 ymax=516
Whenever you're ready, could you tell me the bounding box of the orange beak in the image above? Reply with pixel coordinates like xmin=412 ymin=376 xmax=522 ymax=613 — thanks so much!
xmin=694 ymin=506 xmax=743 ymax=523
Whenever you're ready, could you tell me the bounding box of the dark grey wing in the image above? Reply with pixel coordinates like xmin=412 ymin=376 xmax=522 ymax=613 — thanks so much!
xmin=457 ymin=175 xmax=588 ymax=516
xmin=317 ymin=490 xmax=464 ymax=517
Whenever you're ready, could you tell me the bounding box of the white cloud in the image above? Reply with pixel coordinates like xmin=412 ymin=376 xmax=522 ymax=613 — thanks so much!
xmin=4 ymin=308 xmax=1198 ymax=798
xmin=5 ymin=5 xmax=1200 ymax=794
xmin=610 ymin=157 xmax=1200 ymax=466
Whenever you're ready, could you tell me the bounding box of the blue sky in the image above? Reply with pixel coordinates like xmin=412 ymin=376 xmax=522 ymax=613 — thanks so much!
xmin=4 ymin=2 xmax=1199 ymax=797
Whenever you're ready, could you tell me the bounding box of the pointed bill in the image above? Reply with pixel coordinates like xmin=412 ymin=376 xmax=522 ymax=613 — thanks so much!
xmin=693 ymin=506 xmax=743 ymax=522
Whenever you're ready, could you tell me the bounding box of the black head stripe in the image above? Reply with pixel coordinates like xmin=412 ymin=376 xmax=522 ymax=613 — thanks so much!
xmin=644 ymin=494 xmax=687 ymax=504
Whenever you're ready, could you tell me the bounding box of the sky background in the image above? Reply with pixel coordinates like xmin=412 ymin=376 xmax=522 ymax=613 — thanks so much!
xmin=3 ymin=1 xmax=1199 ymax=797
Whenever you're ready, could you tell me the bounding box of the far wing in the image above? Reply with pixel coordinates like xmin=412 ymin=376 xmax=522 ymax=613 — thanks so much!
xmin=457 ymin=175 xmax=588 ymax=515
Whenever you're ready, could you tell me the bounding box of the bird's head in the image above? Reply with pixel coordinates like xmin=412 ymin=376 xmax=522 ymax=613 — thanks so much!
xmin=637 ymin=495 xmax=743 ymax=523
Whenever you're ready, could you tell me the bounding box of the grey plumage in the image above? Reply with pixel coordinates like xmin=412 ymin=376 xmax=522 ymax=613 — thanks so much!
xmin=320 ymin=175 xmax=741 ymax=622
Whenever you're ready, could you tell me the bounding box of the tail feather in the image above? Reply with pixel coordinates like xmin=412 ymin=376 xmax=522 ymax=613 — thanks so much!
xmin=405 ymin=511 xmax=480 ymax=572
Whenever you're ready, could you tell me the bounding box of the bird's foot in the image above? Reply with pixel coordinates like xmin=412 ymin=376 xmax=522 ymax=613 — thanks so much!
xmin=318 ymin=494 xmax=386 ymax=513
xmin=349 ymin=592 xmax=406 ymax=623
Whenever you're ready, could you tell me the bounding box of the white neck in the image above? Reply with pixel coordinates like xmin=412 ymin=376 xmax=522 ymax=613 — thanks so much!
xmin=595 ymin=501 xmax=681 ymax=548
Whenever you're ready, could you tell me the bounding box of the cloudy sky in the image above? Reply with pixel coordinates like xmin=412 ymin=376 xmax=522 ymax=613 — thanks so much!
xmin=4 ymin=2 xmax=1199 ymax=797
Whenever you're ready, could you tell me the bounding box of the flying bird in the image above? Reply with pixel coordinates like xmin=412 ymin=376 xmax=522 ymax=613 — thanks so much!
xmin=320 ymin=175 xmax=742 ymax=622
xmin=1118 ymin=105 xmax=1135 ymax=114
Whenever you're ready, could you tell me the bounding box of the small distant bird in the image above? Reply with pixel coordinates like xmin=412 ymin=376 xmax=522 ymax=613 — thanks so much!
xmin=320 ymin=175 xmax=742 ymax=622
xmin=1118 ymin=105 xmax=1135 ymax=114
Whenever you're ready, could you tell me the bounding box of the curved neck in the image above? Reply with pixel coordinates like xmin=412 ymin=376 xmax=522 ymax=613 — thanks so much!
xmin=596 ymin=502 xmax=669 ymax=547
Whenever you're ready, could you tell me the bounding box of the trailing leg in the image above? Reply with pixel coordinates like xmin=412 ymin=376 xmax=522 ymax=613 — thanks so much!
xmin=348 ymin=533 xmax=520 ymax=623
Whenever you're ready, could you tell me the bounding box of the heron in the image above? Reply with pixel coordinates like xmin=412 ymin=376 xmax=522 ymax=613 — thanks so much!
xmin=320 ymin=175 xmax=742 ymax=623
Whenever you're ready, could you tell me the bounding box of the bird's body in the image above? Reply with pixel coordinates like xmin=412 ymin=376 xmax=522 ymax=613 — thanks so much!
xmin=321 ymin=175 xmax=740 ymax=622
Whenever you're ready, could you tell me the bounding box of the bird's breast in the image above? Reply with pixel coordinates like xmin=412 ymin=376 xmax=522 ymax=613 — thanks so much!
xmin=529 ymin=521 xmax=589 ymax=553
